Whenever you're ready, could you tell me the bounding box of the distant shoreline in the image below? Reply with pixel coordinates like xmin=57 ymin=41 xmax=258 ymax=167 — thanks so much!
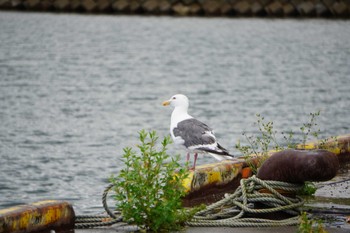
xmin=1 ymin=0 xmax=349 ymax=18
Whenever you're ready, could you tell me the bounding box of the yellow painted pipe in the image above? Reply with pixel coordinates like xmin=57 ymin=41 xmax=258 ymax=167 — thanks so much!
xmin=0 ymin=200 xmax=75 ymax=233
xmin=182 ymin=160 xmax=244 ymax=193
xmin=296 ymin=134 xmax=350 ymax=155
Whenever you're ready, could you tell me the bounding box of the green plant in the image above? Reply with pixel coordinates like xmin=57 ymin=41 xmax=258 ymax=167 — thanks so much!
xmin=235 ymin=111 xmax=323 ymax=174
xmin=300 ymin=111 xmax=321 ymax=148
xmin=235 ymin=114 xmax=283 ymax=174
xmin=297 ymin=111 xmax=338 ymax=151
xmin=318 ymin=135 xmax=339 ymax=150
xmin=298 ymin=182 xmax=317 ymax=196
xmin=110 ymin=130 xmax=199 ymax=232
xmin=298 ymin=212 xmax=328 ymax=233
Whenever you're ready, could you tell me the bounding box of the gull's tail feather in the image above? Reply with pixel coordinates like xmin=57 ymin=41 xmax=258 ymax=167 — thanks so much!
xmin=208 ymin=153 xmax=235 ymax=161
xmin=198 ymin=143 xmax=235 ymax=161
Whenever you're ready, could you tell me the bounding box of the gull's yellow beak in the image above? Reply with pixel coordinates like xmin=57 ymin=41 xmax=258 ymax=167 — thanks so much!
xmin=162 ymin=100 xmax=170 ymax=106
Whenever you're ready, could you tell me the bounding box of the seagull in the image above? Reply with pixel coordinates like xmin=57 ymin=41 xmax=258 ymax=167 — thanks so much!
xmin=162 ymin=94 xmax=234 ymax=169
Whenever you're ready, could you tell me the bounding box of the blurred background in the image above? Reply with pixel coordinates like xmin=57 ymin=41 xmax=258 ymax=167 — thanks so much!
xmin=0 ymin=11 xmax=349 ymax=214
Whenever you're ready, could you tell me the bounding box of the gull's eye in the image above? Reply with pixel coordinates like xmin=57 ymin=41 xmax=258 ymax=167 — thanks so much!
xmin=172 ymin=97 xmax=176 ymax=100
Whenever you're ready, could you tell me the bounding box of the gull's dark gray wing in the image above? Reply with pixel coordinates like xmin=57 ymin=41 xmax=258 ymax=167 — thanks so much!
xmin=173 ymin=118 xmax=215 ymax=148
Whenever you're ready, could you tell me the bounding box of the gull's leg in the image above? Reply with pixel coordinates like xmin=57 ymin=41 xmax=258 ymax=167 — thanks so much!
xmin=186 ymin=153 xmax=190 ymax=163
xmin=185 ymin=152 xmax=190 ymax=169
xmin=191 ymin=153 xmax=198 ymax=170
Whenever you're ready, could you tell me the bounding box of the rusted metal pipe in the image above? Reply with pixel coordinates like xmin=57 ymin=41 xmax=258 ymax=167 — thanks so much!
xmin=0 ymin=200 xmax=75 ymax=233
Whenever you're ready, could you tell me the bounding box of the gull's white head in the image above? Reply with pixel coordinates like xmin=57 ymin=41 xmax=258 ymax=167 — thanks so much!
xmin=162 ymin=94 xmax=189 ymax=108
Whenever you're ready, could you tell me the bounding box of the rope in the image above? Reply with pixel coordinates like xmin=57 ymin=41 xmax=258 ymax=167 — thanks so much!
xmin=75 ymin=183 xmax=124 ymax=229
xmin=75 ymin=175 xmax=304 ymax=229
xmin=186 ymin=175 xmax=304 ymax=227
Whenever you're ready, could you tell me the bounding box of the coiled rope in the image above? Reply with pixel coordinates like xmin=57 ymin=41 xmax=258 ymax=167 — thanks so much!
xmin=187 ymin=175 xmax=304 ymax=227
xmin=75 ymin=176 xmax=304 ymax=229
xmin=75 ymin=184 xmax=124 ymax=229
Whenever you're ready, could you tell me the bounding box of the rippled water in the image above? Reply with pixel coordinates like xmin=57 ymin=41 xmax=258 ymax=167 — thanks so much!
xmin=0 ymin=12 xmax=349 ymax=214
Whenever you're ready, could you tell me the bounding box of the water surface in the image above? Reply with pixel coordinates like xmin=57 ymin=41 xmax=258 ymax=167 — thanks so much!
xmin=0 ymin=12 xmax=349 ymax=213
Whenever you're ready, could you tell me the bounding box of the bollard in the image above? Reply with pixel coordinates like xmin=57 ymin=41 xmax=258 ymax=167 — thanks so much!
xmin=257 ymin=149 xmax=339 ymax=183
